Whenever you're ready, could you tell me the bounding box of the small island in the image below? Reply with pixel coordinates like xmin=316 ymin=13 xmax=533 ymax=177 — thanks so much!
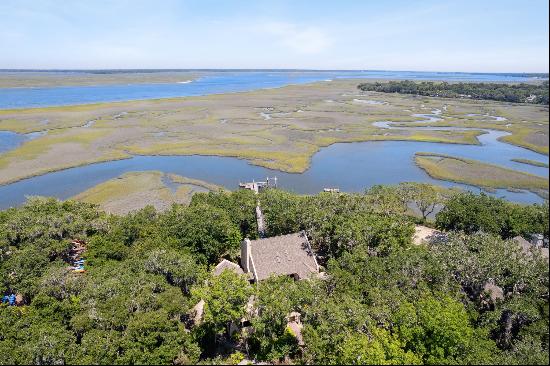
xmin=73 ymin=171 xmax=223 ymax=215
xmin=511 ymin=158 xmax=550 ymax=168
xmin=415 ymin=152 xmax=549 ymax=198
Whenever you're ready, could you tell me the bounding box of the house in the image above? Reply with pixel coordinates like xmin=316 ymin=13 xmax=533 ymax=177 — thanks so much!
xmin=213 ymin=259 xmax=245 ymax=277
xmin=241 ymin=231 xmax=319 ymax=282
xmin=68 ymin=239 xmax=87 ymax=273
xmin=188 ymin=262 xmax=248 ymax=328
xmin=513 ymin=236 xmax=549 ymax=260
xmin=191 ymin=231 xmax=320 ymax=349
xmin=530 ymin=233 xmax=546 ymax=248
xmin=514 ymin=235 xmax=532 ymax=254
xmin=1 ymin=293 xmax=23 ymax=306
xmin=286 ymin=311 xmax=304 ymax=346
xmin=412 ymin=225 xmax=447 ymax=245
xmin=481 ymin=280 xmax=504 ymax=308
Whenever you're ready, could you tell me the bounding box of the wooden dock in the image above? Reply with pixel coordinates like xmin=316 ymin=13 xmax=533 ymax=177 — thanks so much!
xmin=256 ymin=204 xmax=266 ymax=238
xmin=239 ymin=177 xmax=278 ymax=194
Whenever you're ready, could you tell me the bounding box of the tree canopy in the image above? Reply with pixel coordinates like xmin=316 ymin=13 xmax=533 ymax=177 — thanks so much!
xmin=0 ymin=190 xmax=547 ymax=364
xmin=358 ymin=80 xmax=549 ymax=105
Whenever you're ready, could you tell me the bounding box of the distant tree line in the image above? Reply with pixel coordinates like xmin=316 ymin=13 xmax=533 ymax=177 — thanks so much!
xmin=358 ymin=80 xmax=549 ymax=105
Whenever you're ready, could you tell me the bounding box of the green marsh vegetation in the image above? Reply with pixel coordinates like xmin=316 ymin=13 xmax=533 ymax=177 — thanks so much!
xmin=511 ymin=158 xmax=550 ymax=168
xmin=73 ymin=171 xmax=224 ymax=215
xmin=415 ymin=152 xmax=549 ymax=197
xmin=0 ymin=80 xmax=547 ymax=186
xmin=0 ymin=187 xmax=548 ymax=364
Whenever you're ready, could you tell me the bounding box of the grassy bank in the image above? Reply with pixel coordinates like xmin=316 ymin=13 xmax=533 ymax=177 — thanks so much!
xmin=511 ymin=158 xmax=550 ymax=168
xmin=73 ymin=171 xmax=223 ymax=215
xmin=415 ymin=152 xmax=549 ymax=197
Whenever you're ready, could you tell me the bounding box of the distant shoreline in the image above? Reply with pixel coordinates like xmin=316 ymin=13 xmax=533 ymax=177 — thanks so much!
xmin=1 ymin=68 xmax=548 ymax=77
xmin=0 ymin=70 xmax=546 ymax=103
xmin=0 ymin=70 xmax=201 ymax=89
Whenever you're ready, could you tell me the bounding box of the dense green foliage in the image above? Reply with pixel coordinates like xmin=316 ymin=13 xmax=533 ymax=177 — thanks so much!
xmin=0 ymin=189 xmax=548 ymax=364
xmin=358 ymin=80 xmax=550 ymax=105
xmin=436 ymin=192 xmax=549 ymax=239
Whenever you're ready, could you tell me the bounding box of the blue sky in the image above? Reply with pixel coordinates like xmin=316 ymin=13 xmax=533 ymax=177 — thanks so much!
xmin=1 ymin=0 xmax=548 ymax=72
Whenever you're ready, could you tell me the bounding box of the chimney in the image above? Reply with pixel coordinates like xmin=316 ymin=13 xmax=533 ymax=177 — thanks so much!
xmin=241 ymin=238 xmax=251 ymax=273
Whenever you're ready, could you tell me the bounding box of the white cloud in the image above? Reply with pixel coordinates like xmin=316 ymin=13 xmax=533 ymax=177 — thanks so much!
xmin=262 ymin=22 xmax=332 ymax=54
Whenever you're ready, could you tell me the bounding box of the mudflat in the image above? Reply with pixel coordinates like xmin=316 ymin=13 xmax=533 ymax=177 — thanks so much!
xmin=72 ymin=171 xmax=223 ymax=215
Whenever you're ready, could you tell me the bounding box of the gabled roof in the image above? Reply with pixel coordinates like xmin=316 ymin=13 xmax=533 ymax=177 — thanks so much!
xmin=513 ymin=236 xmax=532 ymax=255
xmin=249 ymin=231 xmax=319 ymax=281
xmin=213 ymin=259 xmax=244 ymax=276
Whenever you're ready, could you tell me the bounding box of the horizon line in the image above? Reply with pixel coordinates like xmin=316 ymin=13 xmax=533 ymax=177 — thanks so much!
xmin=0 ymin=68 xmax=548 ymax=75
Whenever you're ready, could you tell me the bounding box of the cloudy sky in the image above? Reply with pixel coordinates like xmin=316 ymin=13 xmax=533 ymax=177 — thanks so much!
xmin=1 ymin=0 xmax=548 ymax=72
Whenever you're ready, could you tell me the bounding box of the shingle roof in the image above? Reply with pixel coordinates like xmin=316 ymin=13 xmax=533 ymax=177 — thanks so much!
xmin=513 ymin=236 xmax=532 ymax=255
xmin=249 ymin=231 xmax=319 ymax=281
xmin=213 ymin=259 xmax=244 ymax=276
xmin=482 ymin=281 xmax=504 ymax=303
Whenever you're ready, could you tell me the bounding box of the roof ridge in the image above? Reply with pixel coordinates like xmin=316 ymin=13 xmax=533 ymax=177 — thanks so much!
xmin=250 ymin=231 xmax=303 ymax=243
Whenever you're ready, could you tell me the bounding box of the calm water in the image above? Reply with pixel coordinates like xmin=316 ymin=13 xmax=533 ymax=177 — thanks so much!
xmin=371 ymin=110 xmax=548 ymax=175
xmin=0 ymin=131 xmax=26 ymax=153
xmin=0 ymin=136 xmax=547 ymax=209
xmin=0 ymin=70 xmax=543 ymax=109
xmin=0 ymin=70 xmax=547 ymax=208
xmin=0 ymin=131 xmax=44 ymax=153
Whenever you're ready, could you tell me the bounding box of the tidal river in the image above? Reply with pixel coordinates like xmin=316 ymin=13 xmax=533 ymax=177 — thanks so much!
xmin=0 ymin=71 xmax=548 ymax=208
xmin=0 ymin=130 xmax=547 ymax=209
xmin=0 ymin=70 xmax=541 ymax=109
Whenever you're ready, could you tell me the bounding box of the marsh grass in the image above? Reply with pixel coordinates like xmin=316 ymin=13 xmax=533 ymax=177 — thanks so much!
xmin=415 ymin=152 xmax=549 ymax=196
xmin=0 ymin=80 xmax=548 ymax=184
xmin=511 ymin=158 xmax=549 ymax=168
xmin=73 ymin=171 xmax=222 ymax=215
